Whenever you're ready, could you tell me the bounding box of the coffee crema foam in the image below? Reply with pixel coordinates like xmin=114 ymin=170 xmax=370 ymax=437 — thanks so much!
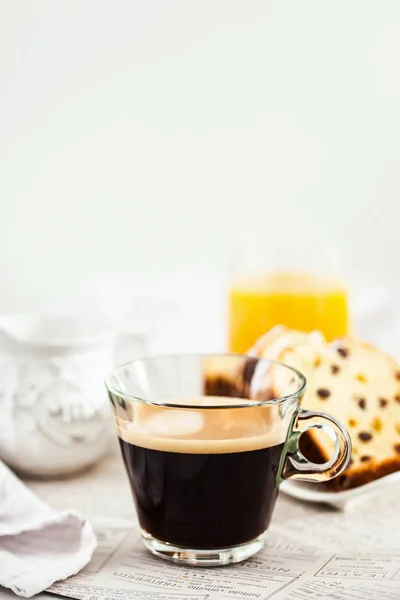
xmin=116 ymin=396 xmax=288 ymax=454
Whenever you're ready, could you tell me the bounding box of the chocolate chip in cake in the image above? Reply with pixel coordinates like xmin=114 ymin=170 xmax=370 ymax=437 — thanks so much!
xmin=396 ymin=371 xmax=400 ymax=380
xmin=337 ymin=347 xmax=349 ymax=358
xmin=372 ymin=417 xmax=382 ymax=432
xmin=379 ymin=398 xmax=388 ymax=408
xmin=395 ymin=395 xmax=400 ymax=404
xmin=242 ymin=358 xmax=258 ymax=385
xmin=348 ymin=418 xmax=357 ymax=427
xmin=356 ymin=373 xmax=367 ymax=383
xmin=357 ymin=398 xmax=366 ymax=410
xmin=394 ymin=444 xmax=400 ymax=454
xmin=205 ymin=376 xmax=237 ymax=397
xmin=360 ymin=455 xmax=371 ymax=462
xmin=358 ymin=431 xmax=372 ymax=442
xmin=316 ymin=388 xmax=330 ymax=399
xmin=331 ymin=364 xmax=340 ymax=375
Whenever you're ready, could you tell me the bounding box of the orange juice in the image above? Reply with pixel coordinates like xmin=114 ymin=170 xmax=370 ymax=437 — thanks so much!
xmin=228 ymin=272 xmax=349 ymax=353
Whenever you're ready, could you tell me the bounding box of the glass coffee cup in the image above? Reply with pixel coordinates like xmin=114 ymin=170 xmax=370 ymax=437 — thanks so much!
xmin=106 ymin=354 xmax=351 ymax=566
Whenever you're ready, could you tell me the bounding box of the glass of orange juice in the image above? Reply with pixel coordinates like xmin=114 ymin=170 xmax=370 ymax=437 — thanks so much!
xmin=228 ymin=238 xmax=349 ymax=353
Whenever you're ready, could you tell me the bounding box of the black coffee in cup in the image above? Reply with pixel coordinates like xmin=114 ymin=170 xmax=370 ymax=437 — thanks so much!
xmin=108 ymin=354 xmax=351 ymax=565
xmin=118 ymin=398 xmax=285 ymax=549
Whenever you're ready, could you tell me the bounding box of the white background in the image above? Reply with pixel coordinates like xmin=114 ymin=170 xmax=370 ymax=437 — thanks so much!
xmin=0 ymin=1 xmax=400 ymax=348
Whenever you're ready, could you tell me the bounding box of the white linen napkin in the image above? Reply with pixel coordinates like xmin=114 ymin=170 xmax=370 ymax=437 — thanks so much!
xmin=0 ymin=461 xmax=97 ymax=598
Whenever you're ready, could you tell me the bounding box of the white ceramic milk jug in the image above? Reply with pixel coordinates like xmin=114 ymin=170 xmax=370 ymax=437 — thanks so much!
xmin=0 ymin=314 xmax=150 ymax=477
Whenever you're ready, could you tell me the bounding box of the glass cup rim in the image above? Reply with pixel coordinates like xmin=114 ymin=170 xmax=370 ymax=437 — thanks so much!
xmin=105 ymin=352 xmax=307 ymax=409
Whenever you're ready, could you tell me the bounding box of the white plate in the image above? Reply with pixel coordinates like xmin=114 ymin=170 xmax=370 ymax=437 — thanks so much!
xmin=280 ymin=471 xmax=400 ymax=510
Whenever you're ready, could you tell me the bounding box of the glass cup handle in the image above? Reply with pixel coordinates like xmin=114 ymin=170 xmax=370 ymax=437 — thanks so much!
xmin=278 ymin=408 xmax=352 ymax=483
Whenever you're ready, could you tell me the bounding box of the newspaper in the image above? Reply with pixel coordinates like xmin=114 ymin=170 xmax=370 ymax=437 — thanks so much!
xmin=43 ymin=504 xmax=399 ymax=600
xmin=46 ymin=521 xmax=330 ymax=600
